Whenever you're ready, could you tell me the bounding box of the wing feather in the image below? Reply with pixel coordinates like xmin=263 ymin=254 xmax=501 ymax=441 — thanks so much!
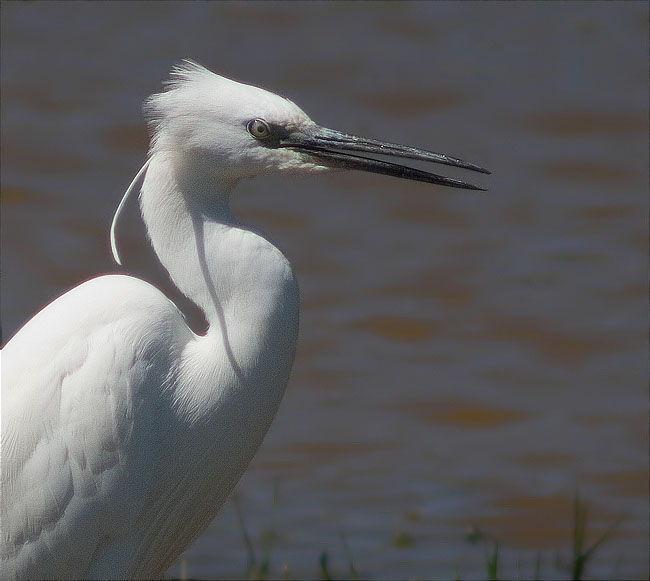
xmin=1 ymin=275 xmax=191 ymax=580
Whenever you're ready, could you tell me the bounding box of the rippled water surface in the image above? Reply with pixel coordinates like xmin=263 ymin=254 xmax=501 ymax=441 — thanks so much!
xmin=2 ymin=2 xmax=648 ymax=579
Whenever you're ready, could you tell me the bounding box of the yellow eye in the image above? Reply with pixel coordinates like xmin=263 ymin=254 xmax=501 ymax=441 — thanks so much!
xmin=247 ymin=118 xmax=271 ymax=140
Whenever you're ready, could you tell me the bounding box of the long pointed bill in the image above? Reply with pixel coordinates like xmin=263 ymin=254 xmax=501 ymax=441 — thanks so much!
xmin=279 ymin=125 xmax=490 ymax=191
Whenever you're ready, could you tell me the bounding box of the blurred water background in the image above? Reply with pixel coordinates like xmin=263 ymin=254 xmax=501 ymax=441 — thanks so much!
xmin=1 ymin=2 xmax=648 ymax=579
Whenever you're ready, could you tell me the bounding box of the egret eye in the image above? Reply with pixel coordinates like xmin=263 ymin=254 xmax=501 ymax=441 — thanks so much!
xmin=247 ymin=118 xmax=271 ymax=140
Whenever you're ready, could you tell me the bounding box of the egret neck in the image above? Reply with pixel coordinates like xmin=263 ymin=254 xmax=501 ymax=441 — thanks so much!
xmin=139 ymin=150 xmax=300 ymax=397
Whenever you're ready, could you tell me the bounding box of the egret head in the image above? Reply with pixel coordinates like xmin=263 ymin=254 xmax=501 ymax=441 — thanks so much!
xmin=145 ymin=60 xmax=490 ymax=188
xmin=145 ymin=60 xmax=324 ymax=180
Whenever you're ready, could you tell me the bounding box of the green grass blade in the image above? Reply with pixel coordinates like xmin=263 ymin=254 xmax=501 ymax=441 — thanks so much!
xmin=486 ymin=540 xmax=499 ymax=581
xmin=319 ymin=551 xmax=333 ymax=581
xmin=571 ymin=490 xmax=624 ymax=581
xmin=233 ymin=493 xmax=257 ymax=577
xmin=533 ymin=552 xmax=542 ymax=581
xmin=259 ymin=480 xmax=281 ymax=578
xmin=572 ymin=491 xmax=587 ymax=580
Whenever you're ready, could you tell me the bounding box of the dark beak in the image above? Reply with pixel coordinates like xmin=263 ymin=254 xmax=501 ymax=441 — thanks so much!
xmin=279 ymin=125 xmax=490 ymax=191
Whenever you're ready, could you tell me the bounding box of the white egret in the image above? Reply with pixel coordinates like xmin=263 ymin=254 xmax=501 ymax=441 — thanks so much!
xmin=0 ymin=61 xmax=488 ymax=580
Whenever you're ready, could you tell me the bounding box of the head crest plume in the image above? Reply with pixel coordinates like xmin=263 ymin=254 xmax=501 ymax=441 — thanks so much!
xmin=112 ymin=59 xmax=212 ymax=266
xmin=110 ymin=158 xmax=151 ymax=265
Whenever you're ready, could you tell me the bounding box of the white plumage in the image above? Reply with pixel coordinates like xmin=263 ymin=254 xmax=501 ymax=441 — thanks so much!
xmin=1 ymin=61 xmax=487 ymax=580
